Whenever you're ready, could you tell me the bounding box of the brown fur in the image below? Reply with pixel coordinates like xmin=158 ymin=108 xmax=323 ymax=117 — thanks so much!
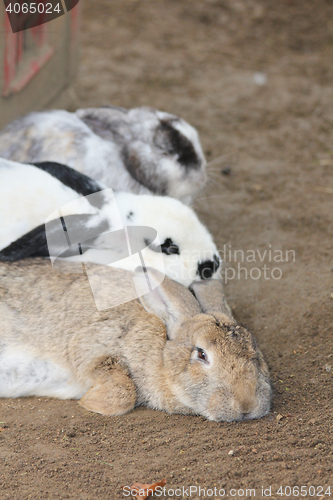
xmin=0 ymin=259 xmax=271 ymax=422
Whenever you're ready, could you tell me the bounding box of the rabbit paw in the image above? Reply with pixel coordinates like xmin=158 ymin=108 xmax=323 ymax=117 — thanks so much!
xmin=79 ymin=365 xmax=136 ymax=416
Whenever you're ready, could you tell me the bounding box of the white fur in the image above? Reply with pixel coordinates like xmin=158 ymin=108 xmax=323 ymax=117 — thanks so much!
xmin=0 ymin=159 xmax=99 ymax=249
xmin=111 ymin=193 xmax=219 ymax=284
xmin=23 ymin=110 xmax=136 ymax=194
xmin=0 ymin=108 xmax=207 ymax=204
xmin=0 ymin=159 xmax=219 ymax=287
xmin=0 ymin=348 xmax=87 ymax=399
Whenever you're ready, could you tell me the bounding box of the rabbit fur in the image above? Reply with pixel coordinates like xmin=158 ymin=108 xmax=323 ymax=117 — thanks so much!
xmin=0 ymin=260 xmax=271 ymax=422
xmin=0 ymin=107 xmax=207 ymax=204
xmin=0 ymin=159 xmax=220 ymax=286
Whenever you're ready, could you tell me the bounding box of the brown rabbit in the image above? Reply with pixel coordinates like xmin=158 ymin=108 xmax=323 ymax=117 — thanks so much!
xmin=0 ymin=260 xmax=271 ymax=422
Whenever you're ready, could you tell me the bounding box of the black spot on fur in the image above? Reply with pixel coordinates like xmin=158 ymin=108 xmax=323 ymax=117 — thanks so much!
xmin=161 ymin=238 xmax=180 ymax=255
xmin=122 ymin=146 xmax=168 ymax=195
xmin=0 ymin=215 xmax=110 ymax=261
xmin=127 ymin=211 xmax=134 ymax=221
xmin=144 ymin=237 xmax=179 ymax=256
xmin=157 ymin=120 xmax=200 ymax=169
xmin=32 ymin=162 xmax=106 ymax=209
xmin=197 ymin=254 xmax=220 ymax=279
xmin=0 ymin=225 xmax=50 ymax=261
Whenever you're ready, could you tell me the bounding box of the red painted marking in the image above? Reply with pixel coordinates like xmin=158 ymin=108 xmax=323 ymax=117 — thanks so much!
xmin=11 ymin=46 xmax=54 ymax=94
xmin=3 ymin=15 xmax=16 ymax=93
xmin=70 ymin=3 xmax=80 ymax=46
xmin=2 ymin=7 xmax=56 ymax=96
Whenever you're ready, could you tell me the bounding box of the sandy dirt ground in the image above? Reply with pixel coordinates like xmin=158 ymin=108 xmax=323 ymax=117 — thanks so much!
xmin=0 ymin=0 xmax=332 ymax=498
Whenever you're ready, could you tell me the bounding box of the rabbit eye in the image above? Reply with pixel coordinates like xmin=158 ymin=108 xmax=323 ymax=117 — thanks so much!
xmin=197 ymin=348 xmax=208 ymax=363
xmin=144 ymin=237 xmax=180 ymax=255
xmin=161 ymin=238 xmax=180 ymax=255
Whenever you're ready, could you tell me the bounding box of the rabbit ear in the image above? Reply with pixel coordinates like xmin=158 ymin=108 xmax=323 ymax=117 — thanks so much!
xmin=190 ymin=279 xmax=235 ymax=322
xmin=154 ymin=119 xmax=201 ymax=168
xmin=121 ymin=143 xmax=168 ymax=196
xmin=135 ymin=267 xmax=201 ymax=337
xmin=76 ymin=108 xmax=130 ymax=140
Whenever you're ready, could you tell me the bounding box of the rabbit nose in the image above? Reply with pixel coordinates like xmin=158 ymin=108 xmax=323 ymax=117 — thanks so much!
xmin=241 ymin=411 xmax=254 ymax=420
xmin=234 ymin=397 xmax=257 ymax=419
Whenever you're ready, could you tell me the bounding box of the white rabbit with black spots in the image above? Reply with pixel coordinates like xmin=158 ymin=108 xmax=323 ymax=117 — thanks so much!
xmin=0 ymin=159 xmax=220 ymax=286
xmin=0 ymin=106 xmax=207 ymax=204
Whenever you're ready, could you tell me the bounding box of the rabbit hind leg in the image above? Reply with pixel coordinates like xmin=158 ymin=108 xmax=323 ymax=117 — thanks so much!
xmin=79 ymin=363 xmax=137 ymax=416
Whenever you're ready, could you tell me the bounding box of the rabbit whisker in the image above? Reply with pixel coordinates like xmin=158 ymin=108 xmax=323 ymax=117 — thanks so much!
xmin=190 ymin=194 xmax=225 ymax=207
xmin=206 ymin=171 xmax=224 ymax=181
xmin=206 ymin=151 xmax=237 ymax=168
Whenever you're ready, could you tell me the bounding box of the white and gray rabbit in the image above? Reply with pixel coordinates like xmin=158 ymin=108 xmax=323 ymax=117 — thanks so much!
xmin=0 ymin=159 xmax=220 ymax=287
xmin=0 ymin=106 xmax=207 ymax=204
xmin=0 ymin=261 xmax=271 ymax=422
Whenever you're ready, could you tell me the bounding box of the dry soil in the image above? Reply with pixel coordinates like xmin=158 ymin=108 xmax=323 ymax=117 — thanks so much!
xmin=0 ymin=0 xmax=332 ymax=498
